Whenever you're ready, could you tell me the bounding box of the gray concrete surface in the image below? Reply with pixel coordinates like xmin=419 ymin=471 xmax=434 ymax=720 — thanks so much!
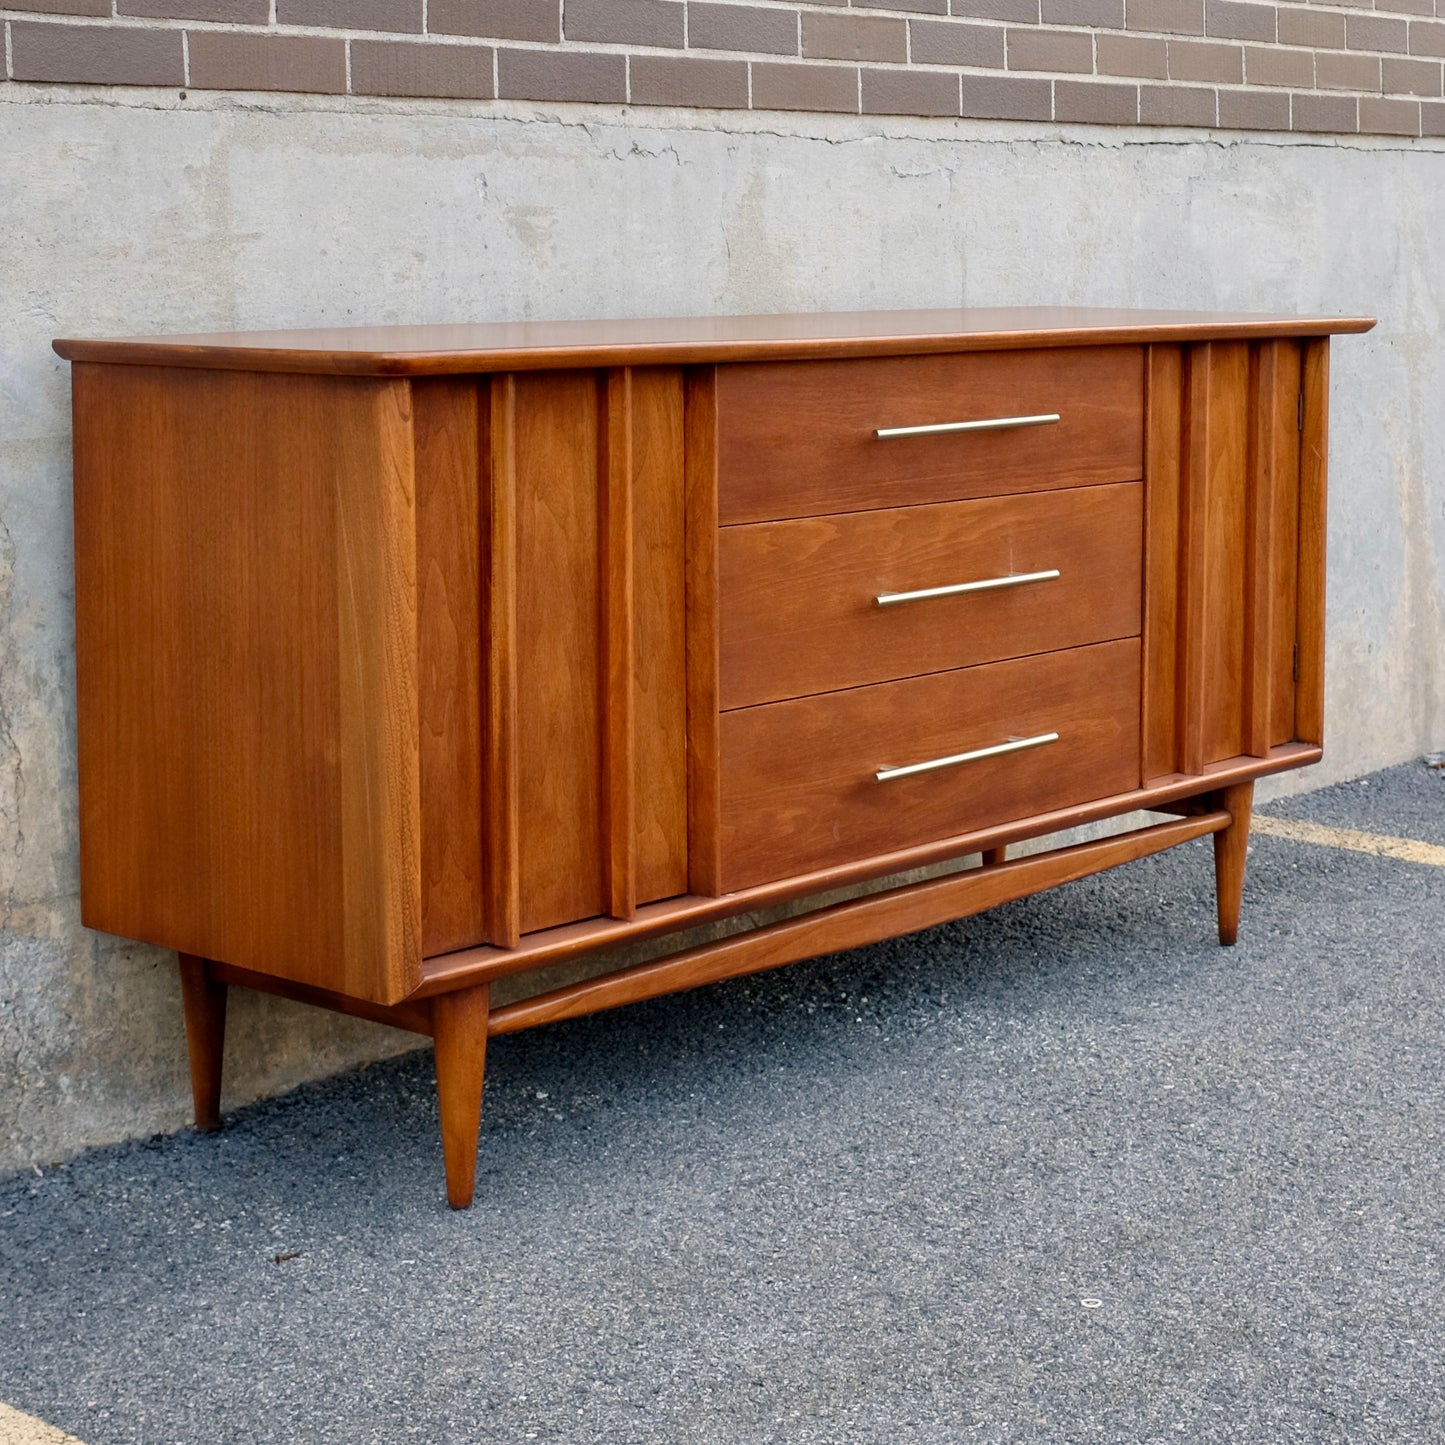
xmin=2 ymin=85 xmax=1443 ymax=1171
xmin=0 ymin=758 xmax=1442 ymax=1443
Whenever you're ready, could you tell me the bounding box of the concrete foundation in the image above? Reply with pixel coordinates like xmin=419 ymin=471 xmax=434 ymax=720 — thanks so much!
xmin=2 ymin=87 xmax=1441 ymax=1170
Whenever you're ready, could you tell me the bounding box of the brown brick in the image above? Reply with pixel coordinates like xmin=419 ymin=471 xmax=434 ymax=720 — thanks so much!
xmin=496 ymin=46 xmax=625 ymax=100
xmin=1055 ymin=78 xmax=1138 ymax=123
xmin=1387 ymin=0 xmax=1433 ymax=15
xmin=1291 ymin=91 xmax=1357 ymax=132
xmin=1096 ymin=33 xmax=1167 ymax=78
xmin=430 ymin=0 xmax=559 ymax=43
xmin=950 ymin=0 xmax=1036 ymax=20
xmin=629 ymin=53 xmax=748 ymax=105
xmin=1216 ymin=84 xmax=1288 ymax=129
xmin=1277 ymin=8 xmax=1343 ymax=50
xmin=960 ymin=71 xmax=1049 ymax=118
xmin=1139 ymin=81 xmax=1215 ymax=123
xmin=909 ymin=18 xmax=1004 ymax=67
xmin=802 ymin=13 xmax=906 ymax=63
xmin=279 ymin=0 xmax=422 ymax=30
xmin=1315 ymin=50 xmax=1380 ymax=91
xmin=1359 ymin=95 xmax=1421 ymax=134
xmin=11 ymin=20 xmax=184 ymax=84
xmin=1168 ymin=37 xmax=1240 ymax=81
xmin=1204 ymin=0 xmax=1272 ymax=43
xmin=1346 ymin=15 xmax=1408 ymax=54
xmin=564 ymin=0 xmax=684 ymax=46
xmin=1384 ymin=56 xmax=1443 ymax=96
xmin=751 ymin=60 xmax=858 ymax=111
xmin=1243 ymin=44 xmax=1312 ymax=88
xmin=5 ymin=0 xmax=108 ymax=14
xmin=1126 ymin=0 xmax=1202 ymax=37
xmin=1411 ymin=22 xmax=1445 ymax=60
xmin=187 ymin=32 xmax=347 ymax=91
xmin=861 ymin=65 xmax=958 ymax=114
xmin=120 ymin=0 xmax=267 ymax=21
xmin=1043 ymin=0 xmax=1120 ymax=23
xmin=855 ymin=0 xmax=945 ymax=16
xmin=350 ymin=38 xmax=494 ymax=96
xmin=1007 ymin=26 xmax=1093 ymax=73
xmin=688 ymin=4 xmax=796 ymax=55
xmin=1421 ymin=100 xmax=1445 ymax=136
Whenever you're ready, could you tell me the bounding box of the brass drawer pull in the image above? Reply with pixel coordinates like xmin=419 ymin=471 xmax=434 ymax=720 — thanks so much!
xmin=875 ymin=568 xmax=1061 ymax=608
xmin=874 ymin=412 xmax=1061 ymax=440
xmin=875 ymin=731 xmax=1059 ymax=784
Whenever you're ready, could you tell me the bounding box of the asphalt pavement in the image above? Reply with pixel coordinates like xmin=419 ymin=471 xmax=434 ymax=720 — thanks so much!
xmin=2 ymin=760 xmax=1443 ymax=1444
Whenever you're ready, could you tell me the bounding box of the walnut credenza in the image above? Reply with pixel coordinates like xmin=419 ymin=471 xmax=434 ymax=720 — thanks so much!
xmin=55 ymin=308 xmax=1373 ymax=1207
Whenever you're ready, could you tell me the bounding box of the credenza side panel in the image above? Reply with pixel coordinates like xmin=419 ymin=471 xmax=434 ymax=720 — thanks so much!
xmin=415 ymin=378 xmax=486 ymax=956
xmin=72 ymin=363 xmax=422 ymax=1004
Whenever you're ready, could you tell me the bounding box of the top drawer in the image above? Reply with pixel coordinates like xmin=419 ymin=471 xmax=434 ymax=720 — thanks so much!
xmin=716 ymin=345 xmax=1145 ymax=525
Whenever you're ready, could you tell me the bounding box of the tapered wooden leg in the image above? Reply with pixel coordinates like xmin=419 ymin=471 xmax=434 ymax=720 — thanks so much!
xmin=982 ymin=846 xmax=1008 ymax=867
xmin=433 ymin=983 xmax=491 ymax=1210
xmin=178 ymin=953 xmax=227 ymax=1132
xmin=1213 ymin=781 xmax=1255 ymax=947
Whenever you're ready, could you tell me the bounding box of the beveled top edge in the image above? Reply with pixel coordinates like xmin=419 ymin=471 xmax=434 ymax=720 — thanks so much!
xmin=54 ymin=306 xmax=1377 ymax=373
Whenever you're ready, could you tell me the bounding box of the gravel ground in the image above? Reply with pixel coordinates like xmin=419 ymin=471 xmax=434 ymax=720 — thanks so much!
xmin=2 ymin=760 xmax=1443 ymax=1444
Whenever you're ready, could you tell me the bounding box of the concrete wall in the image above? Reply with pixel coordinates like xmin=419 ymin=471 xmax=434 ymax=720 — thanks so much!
xmin=2 ymin=85 xmax=1442 ymax=1172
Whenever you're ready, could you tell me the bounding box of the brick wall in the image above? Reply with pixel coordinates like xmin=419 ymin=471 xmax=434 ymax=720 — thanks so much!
xmin=3 ymin=2 xmax=1443 ymax=136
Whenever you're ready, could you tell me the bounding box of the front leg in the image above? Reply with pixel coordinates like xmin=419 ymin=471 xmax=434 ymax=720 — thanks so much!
xmin=178 ymin=954 xmax=228 ymax=1131
xmin=1212 ymin=781 xmax=1255 ymax=947
xmin=432 ymin=983 xmax=492 ymax=1209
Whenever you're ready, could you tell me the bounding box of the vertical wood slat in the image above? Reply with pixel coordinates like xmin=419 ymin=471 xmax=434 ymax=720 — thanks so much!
xmin=484 ymin=376 xmax=521 ymax=948
xmin=1177 ymin=345 xmax=1213 ymax=778
xmin=512 ymin=371 xmax=605 ymax=935
xmin=684 ymin=366 xmax=722 ymax=897
xmin=603 ymin=369 xmax=637 ymax=920
xmin=1297 ymin=339 xmax=1331 ymax=747
xmin=415 ymin=379 xmax=486 ymax=956
xmin=1142 ymin=345 xmax=1183 ymax=782
xmin=629 ymin=368 xmax=689 ymax=905
xmin=1242 ymin=342 xmax=1303 ymax=759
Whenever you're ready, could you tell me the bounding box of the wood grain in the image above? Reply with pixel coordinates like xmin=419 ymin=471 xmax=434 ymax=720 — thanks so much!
xmin=1142 ymin=345 xmax=1184 ymax=782
xmin=54 ymin=307 xmax=1375 ymax=376
xmin=414 ymin=379 xmax=485 ymax=956
xmin=718 ymin=638 xmax=1142 ymax=892
xmin=483 ymin=376 xmax=521 ymax=948
xmin=72 ymin=363 xmax=421 ymax=1004
xmin=511 ymin=371 xmax=605 ymax=935
xmin=603 ymin=368 xmax=637 ymax=920
xmin=487 ymin=810 xmax=1229 ymax=1035
xmin=1297 ymin=339 xmax=1331 ymax=748
xmin=628 ymin=367 xmax=689 ymax=905
xmin=418 ymin=741 xmax=1322 ymax=995
xmin=716 ymin=346 xmax=1146 ymax=525
xmin=684 ymin=365 xmax=722 ymax=896
xmin=719 ymin=482 xmax=1143 ymax=710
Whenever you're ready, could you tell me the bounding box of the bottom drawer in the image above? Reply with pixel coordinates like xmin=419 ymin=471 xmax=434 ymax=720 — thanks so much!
xmin=719 ymin=638 xmax=1141 ymax=892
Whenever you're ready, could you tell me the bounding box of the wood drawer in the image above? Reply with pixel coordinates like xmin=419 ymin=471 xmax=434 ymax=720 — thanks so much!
xmin=719 ymin=482 xmax=1142 ymax=710
xmin=719 ymin=638 xmax=1141 ymax=892
xmin=716 ymin=346 xmax=1144 ymax=525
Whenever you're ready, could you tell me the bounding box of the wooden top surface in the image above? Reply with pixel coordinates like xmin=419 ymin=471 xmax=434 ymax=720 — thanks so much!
xmin=53 ymin=307 xmax=1376 ymax=375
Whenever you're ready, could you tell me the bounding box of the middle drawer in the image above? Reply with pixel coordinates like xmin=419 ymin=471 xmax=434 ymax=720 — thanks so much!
xmin=719 ymin=482 xmax=1142 ymax=710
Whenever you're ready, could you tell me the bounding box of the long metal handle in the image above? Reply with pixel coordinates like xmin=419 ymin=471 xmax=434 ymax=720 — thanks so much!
xmin=874 ymin=412 xmax=1061 ymax=440
xmin=875 ymin=731 xmax=1059 ymax=784
xmin=876 ymin=568 xmax=1060 ymax=608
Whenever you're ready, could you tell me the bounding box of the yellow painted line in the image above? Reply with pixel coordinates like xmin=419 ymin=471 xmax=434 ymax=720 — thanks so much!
xmin=0 ymin=1402 xmax=85 ymax=1445
xmin=1253 ymin=815 xmax=1445 ymax=868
